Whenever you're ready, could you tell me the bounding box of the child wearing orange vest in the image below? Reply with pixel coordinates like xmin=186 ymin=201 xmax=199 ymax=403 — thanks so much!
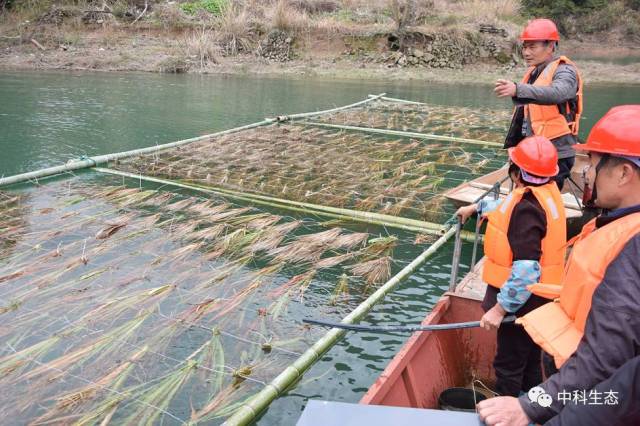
xmin=477 ymin=105 xmax=640 ymax=426
xmin=456 ymin=135 xmax=566 ymax=397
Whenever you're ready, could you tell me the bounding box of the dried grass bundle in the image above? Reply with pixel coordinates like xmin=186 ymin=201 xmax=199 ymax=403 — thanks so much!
xmin=349 ymin=256 xmax=391 ymax=285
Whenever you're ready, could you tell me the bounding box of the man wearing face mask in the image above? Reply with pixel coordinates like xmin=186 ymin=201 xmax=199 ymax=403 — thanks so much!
xmin=456 ymin=135 xmax=566 ymax=398
xmin=495 ymin=18 xmax=583 ymax=190
xmin=476 ymin=105 xmax=640 ymax=426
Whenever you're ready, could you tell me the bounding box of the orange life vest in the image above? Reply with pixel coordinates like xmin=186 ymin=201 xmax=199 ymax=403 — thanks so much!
xmin=518 ymin=212 xmax=640 ymax=368
xmin=521 ymin=56 xmax=584 ymax=140
xmin=482 ymin=182 xmax=567 ymax=288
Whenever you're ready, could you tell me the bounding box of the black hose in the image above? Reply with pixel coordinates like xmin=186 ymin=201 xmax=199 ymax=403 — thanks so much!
xmin=303 ymin=315 xmax=516 ymax=333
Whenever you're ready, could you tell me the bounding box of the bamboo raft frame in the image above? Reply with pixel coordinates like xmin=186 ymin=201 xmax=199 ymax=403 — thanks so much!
xmin=0 ymin=94 xmax=507 ymax=425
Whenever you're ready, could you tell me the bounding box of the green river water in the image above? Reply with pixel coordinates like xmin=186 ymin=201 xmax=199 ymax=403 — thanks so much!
xmin=1 ymin=71 xmax=639 ymax=425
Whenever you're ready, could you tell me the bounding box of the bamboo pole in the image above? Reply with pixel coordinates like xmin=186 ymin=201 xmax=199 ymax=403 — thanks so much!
xmin=371 ymin=95 xmax=428 ymax=105
xmin=0 ymin=94 xmax=387 ymax=189
xmin=0 ymin=119 xmax=274 ymax=188
xmin=177 ymin=180 xmax=443 ymax=231
xmin=222 ymin=225 xmax=458 ymax=426
xmin=93 ymin=167 xmax=480 ymax=242
xmin=221 ymin=174 xmax=514 ymax=425
xmin=303 ymin=122 xmax=503 ymax=147
xmin=270 ymin=93 xmax=385 ymax=122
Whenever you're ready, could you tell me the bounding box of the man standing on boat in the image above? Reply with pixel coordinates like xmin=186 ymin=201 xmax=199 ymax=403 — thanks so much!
xmin=477 ymin=106 xmax=640 ymax=426
xmin=495 ymin=18 xmax=583 ymax=190
xmin=456 ymin=135 xmax=566 ymax=398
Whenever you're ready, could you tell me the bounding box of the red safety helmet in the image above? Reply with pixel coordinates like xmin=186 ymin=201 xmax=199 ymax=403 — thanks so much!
xmin=520 ymin=18 xmax=560 ymax=42
xmin=575 ymin=105 xmax=640 ymax=157
xmin=508 ymin=136 xmax=559 ymax=177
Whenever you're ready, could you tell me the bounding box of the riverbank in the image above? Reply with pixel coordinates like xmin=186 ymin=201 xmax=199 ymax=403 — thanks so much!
xmin=2 ymin=44 xmax=640 ymax=85
xmin=1 ymin=1 xmax=639 ymax=85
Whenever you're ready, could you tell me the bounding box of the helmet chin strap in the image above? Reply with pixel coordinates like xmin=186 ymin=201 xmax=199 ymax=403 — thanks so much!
xmin=585 ymin=154 xmax=609 ymax=207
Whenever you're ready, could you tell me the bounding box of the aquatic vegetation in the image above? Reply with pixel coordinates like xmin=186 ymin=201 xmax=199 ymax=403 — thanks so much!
xmin=330 ymin=273 xmax=350 ymax=305
xmin=0 ymin=179 xmax=418 ymax=424
xmin=111 ymin=100 xmax=507 ymax=223
xmin=317 ymin=100 xmax=511 ymax=143
xmin=0 ymin=97 xmax=510 ymax=424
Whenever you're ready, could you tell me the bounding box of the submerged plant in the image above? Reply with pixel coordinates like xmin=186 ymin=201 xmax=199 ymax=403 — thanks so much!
xmin=330 ymin=273 xmax=350 ymax=305
xmin=31 ymin=346 xmax=148 ymax=425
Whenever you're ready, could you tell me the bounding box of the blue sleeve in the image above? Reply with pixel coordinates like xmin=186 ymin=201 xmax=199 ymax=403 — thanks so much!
xmin=497 ymin=260 xmax=540 ymax=313
xmin=477 ymin=198 xmax=502 ymax=216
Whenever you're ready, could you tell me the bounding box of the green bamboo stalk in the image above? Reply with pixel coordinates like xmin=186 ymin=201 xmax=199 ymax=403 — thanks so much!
xmin=271 ymin=93 xmax=385 ymax=121
xmin=94 ymin=168 xmax=484 ymax=242
xmin=0 ymin=94 xmax=387 ymax=189
xmin=374 ymin=95 xmax=428 ymax=105
xmin=303 ymin=121 xmax=503 ymax=147
xmin=194 ymin=184 xmax=444 ymax=232
xmin=92 ymin=168 xmax=439 ymax=229
xmin=0 ymin=120 xmax=274 ymax=188
xmin=222 ymin=226 xmax=457 ymax=426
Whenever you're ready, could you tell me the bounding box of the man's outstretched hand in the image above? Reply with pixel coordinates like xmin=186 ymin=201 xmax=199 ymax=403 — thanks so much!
xmin=494 ymin=79 xmax=517 ymax=98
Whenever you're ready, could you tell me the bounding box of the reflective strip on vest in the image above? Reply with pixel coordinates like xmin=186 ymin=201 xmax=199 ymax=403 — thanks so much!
xmin=482 ymin=183 xmax=567 ymax=289
xmin=545 ymin=196 xmax=559 ymax=220
xmin=500 ymin=193 xmax=514 ymax=214
xmin=518 ymin=213 xmax=640 ymax=368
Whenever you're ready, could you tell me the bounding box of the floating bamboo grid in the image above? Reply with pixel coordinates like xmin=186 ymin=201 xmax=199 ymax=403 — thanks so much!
xmin=0 ymin=95 xmax=510 ymax=425
xmin=310 ymin=98 xmax=511 ymax=143
xmin=0 ymin=174 xmax=433 ymax=425
xmin=110 ymin=122 xmax=507 ymax=224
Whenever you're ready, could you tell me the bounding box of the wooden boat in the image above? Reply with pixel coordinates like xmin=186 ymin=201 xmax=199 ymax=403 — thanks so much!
xmin=360 ymin=259 xmax=495 ymax=410
xmin=297 ymin=264 xmax=492 ymax=425
xmin=358 ymin=156 xmax=595 ymax=412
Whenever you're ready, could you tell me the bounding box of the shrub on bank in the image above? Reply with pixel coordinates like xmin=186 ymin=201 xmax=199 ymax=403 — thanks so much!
xmin=180 ymin=0 xmax=227 ymax=16
xmin=1 ymin=0 xmax=638 ymax=69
